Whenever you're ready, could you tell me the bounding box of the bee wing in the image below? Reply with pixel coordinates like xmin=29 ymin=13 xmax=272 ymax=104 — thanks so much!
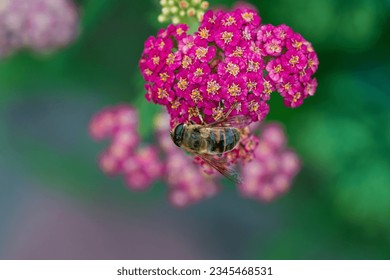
xmin=205 ymin=115 xmax=252 ymax=129
xmin=197 ymin=153 xmax=242 ymax=184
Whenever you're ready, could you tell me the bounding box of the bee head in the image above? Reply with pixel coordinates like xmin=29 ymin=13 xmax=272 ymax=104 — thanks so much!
xmin=170 ymin=123 xmax=185 ymax=147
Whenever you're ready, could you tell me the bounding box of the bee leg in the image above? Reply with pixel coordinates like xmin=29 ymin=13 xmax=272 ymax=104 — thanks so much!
xmin=198 ymin=113 xmax=205 ymax=125
xmin=217 ymin=153 xmax=223 ymax=158
xmin=215 ymin=102 xmax=238 ymax=122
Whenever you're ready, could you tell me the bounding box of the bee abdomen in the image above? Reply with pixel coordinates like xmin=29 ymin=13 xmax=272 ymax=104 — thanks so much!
xmin=208 ymin=128 xmax=240 ymax=154
xmin=224 ymin=128 xmax=240 ymax=152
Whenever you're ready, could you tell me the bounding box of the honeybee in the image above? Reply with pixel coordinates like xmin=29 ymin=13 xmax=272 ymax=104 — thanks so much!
xmin=170 ymin=109 xmax=252 ymax=183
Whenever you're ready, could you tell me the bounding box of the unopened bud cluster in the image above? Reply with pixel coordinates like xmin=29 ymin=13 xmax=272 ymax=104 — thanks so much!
xmin=158 ymin=0 xmax=209 ymax=24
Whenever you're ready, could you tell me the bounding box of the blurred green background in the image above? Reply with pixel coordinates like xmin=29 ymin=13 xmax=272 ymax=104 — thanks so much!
xmin=0 ymin=0 xmax=389 ymax=259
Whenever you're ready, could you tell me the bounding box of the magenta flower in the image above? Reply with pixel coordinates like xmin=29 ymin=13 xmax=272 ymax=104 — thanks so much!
xmin=264 ymin=38 xmax=283 ymax=56
xmin=140 ymin=4 xmax=318 ymax=130
xmin=266 ymin=58 xmax=285 ymax=82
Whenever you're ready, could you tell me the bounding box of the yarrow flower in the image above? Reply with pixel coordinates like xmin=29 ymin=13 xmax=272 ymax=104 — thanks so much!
xmin=90 ymin=2 xmax=316 ymax=207
xmin=158 ymin=0 xmax=210 ymax=24
xmin=89 ymin=105 xmax=163 ymax=191
xmin=90 ymin=105 xmax=300 ymax=207
xmin=239 ymin=123 xmax=301 ymax=202
xmin=0 ymin=0 xmax=78 ymax=58
xmin=90 ymin=105 xmax=219 ymax=206
xmin=140 ymin=4 xmax=318 ymax=128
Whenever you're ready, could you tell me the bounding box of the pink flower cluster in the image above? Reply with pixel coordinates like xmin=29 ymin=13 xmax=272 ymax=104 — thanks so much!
xmin=0 ymin=0 xmax=78 ymax=58
xmin=139 ymin=5 xmax=318 ymax=126
xmin=90 ymin=105 xmax=218 ymax=207
xmin=89 ymin=105 xmax=163 ymax=191
xmin=90 ymin=105 xmax=301 ymax=207
xmin=239 ymin=124 xmax=301 ymax=202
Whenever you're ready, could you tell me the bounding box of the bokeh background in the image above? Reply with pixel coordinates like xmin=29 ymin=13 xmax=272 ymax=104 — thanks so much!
xmin=1 ymin=0 xmax=390 ymax=259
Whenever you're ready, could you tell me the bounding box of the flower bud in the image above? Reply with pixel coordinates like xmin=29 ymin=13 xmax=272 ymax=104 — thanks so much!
xmin=158 ymin=0 xmax=209 ymax=24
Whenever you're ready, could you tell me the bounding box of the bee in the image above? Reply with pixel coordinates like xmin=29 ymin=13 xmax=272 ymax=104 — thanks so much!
xmin=170 ymin=108 xmax=251 ymax=183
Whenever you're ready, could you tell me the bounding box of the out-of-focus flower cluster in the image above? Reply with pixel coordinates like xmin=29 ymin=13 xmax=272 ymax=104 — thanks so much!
xmin=155 ymin=113 xmax=220 ymax=207
xmin=89 ymin=105 xmax=163 ymax=191
xmin=239 ymin=124 xmax=300 ymax=202
xmin=0 ymin=0 xmax=78 ymax=58
xmin=140 ymin=5 xmax=318 ymax=127
xmin=90 ymin=105 xmax=301 ymax=207
xmin=158 ymin=0 xmax=209 ymax=24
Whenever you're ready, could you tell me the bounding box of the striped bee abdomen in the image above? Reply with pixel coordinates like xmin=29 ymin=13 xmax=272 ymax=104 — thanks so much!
xmin=206 ymin=127 xmax=240 ymax=154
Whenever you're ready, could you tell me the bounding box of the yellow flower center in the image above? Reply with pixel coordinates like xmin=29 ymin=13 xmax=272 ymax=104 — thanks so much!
xmin=269 ymin=43 xmax=281 ymax=53
xmin=166 ymin=53 xmax=176 ymax=65
xmin=177 ymin=78 xmax=188 ymax=91
xmin=292 ymin=40 xmax=302 ymax=50
xmin=278 ymin=31 xmax=286 ymax=39
xmin=171 ymin=100 xmax=181 ymax=109
xmin=250 ymin=42 xmax=261 ymax=54
xmin=249 ymin=100 xmax=259 ymax=112
xmin=185 ymin=41 xmax=194 ymax=49
xmin=242 ymin=29 xmax=251 ymax=41
xmin=248 ymin=60 xmax=260 ymax=72
xmin=289 ymin=55 xmax=299 ymax=67
xmin=207 ymin=80 xmax=221 ymax=95
xmin=283 ymin=82 xmax=291 ymax=91
xmin=223 ymin=15 xmax=236 ymax=26
xmin=190 ymin=88 xmax=203 ymax=103
xmin=208 ymin=15 xmax=216 ymax=24
xmin=233 ymin=47 xmax=243 ymax=57
xmin=159 ymin=72 xmax=170 ymax=82
xmin=225 ymin=62 xmax=240 ymax=76
xmin=194 ymin=68 xmax=204 ymax=77
xmin=144 ymin=68 xmax=152 ymax=76
xmin=228 ymin=83 xmax=241 ymax=96
xmin=293 ymin=92 xmax=301 ymax=102
xmin=188 ymin=107 xmax=200 ymax=118
xmin=212 ymin=107 xmax=224 ymax=121
xmin=242 ymin=12 xmax=254 ymax=22
xmin=158 ymin=41 xmax=165 ymax=49
xmin=221 ymin=31 xmax=233 ymax=44
xmin=247 ymin=81 xmax=257 ymax=91
xmin=176 ymin=28 xmax=184 ymax=36
xmin=157 ymin=88 xmax=168 ymax=99
xmin=199 ymin=28 xmax=210 ymax=39
xmin=308 ymin=59 xmax=315 ymax=68
xmin=182 ymin=55 xmax=192 ymax=68
xmin=195 ymin=47 xmax=208 ymax=59
xmin=273 ymin=64 xmax=283 ymax=73
xmin=152 ymin=56 xmax=160 ymax=65
xmin=306 ymin=43 xmax=314 ymax=52
xmin=263 ymin=80 xmax=273 ymax=95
